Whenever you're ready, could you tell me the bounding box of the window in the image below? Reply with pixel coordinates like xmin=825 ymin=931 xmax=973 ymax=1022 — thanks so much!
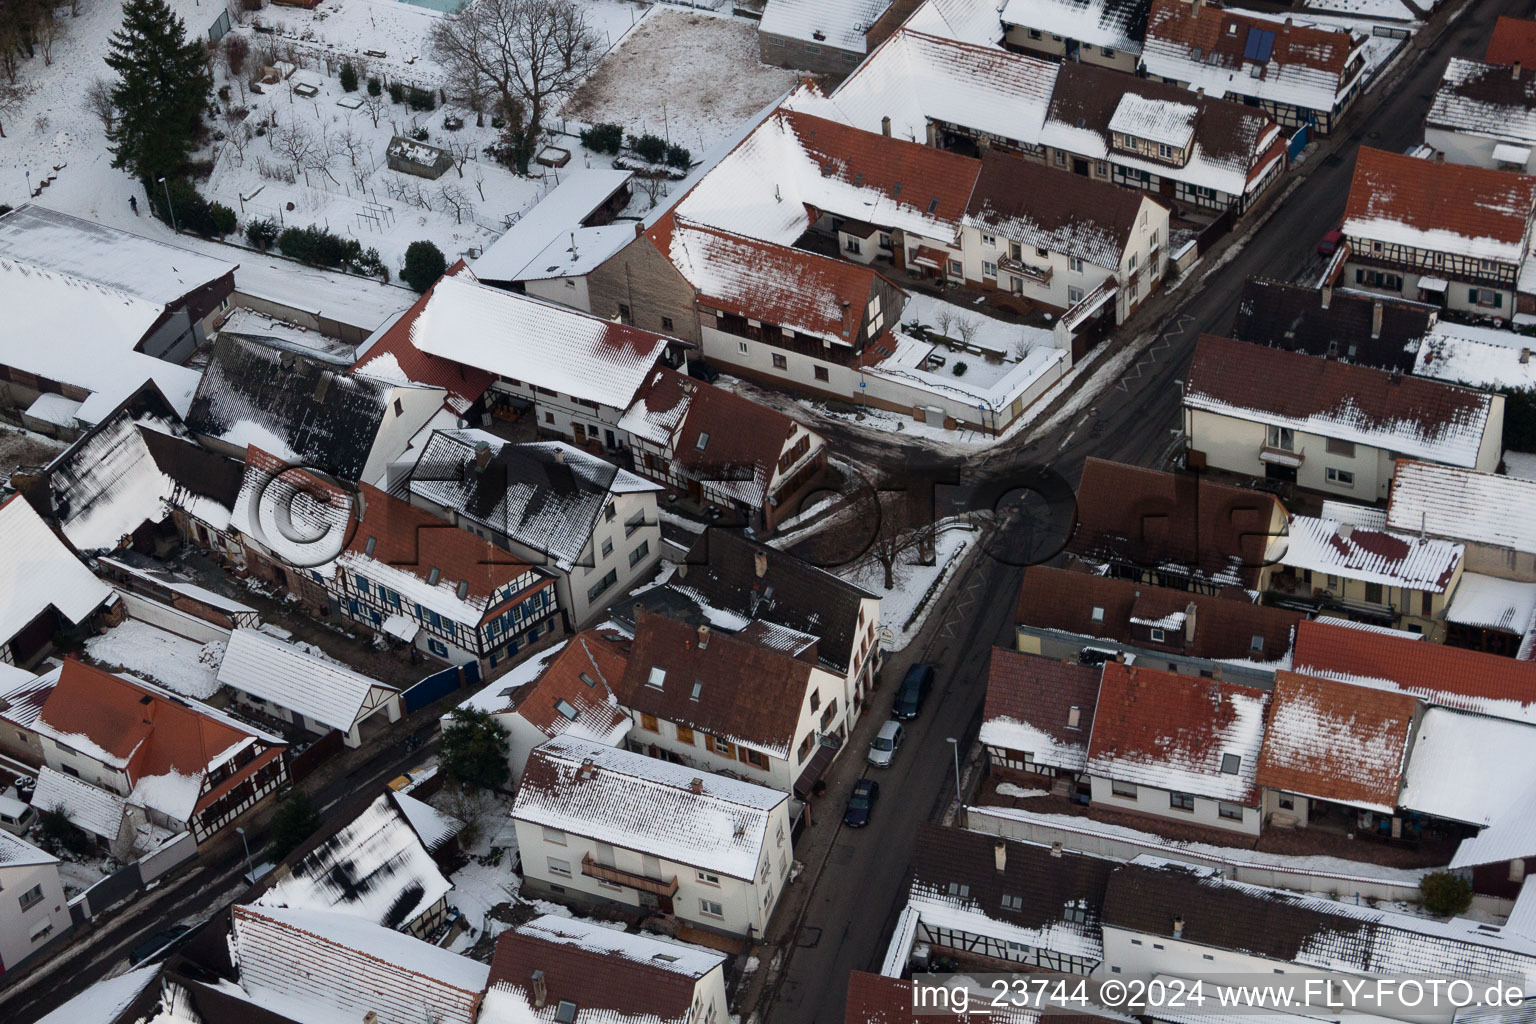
xmin=948 ymin=260 xmax=963 ymax=276
xmin=1103 ymin=46 xmax=1115 ymax=57
xmin=1278 ymin=795 xmax=1296 ymax=811
xmin=845 ymin=237 xmax=862 ymax=255
xmin=1511 ymin=859 xmax=1527 ymax=883
xmin=697 ymin=870 xmax=721 ymax=885
xmin=1218 ymin=802 xmax=1245 ymax=821
xmin=1157 ymin=143 xmax=1175 ymax=160
xmin=542 ymin=826 xmax=567 ymax=845
xmin=547 ymin=857 xmax=572 ymax=877
xmin=545 ymin=412 xmax=555 ymax=425
xmin=805 ymin=43 xmax=821 ymax=54
xmin=738 ymin=340 xmax=749 ymax=354
xmin=983 ymin=260 xmax=999 ymax=278
xmin=586 ymin=568 xmax=619 ymax=601
xmin=1056 ymin=151 xmax=1067 ymax=166
xmin=1149 ymin=627 xmax=1166 ymax=643
xmin=708 ymin=735 xmax=735 ymax=758
xmin=1364 ymin=581 xmax=1384 ymax=604
xmin=604 ymin=503 xmax=617 ymax=522
xmin=699 ymin=898 xmax=725 ymax=918
xmin=1090 ymin=605 xmax=1105 ymax=622
xmin=1266 ymin=425 xmax=1295 ymax=450
xmin=947 ymin=882 xmax=971 ymax=899
xmin=648 ymin=667 xmax=666 ymax=689
xmin=1067 ymin=706 xmax=1081 ymax=730
xmin=1170 ymin=792 xmax=1195 ymax=811
xmin=1068 ymin=285 xmax=1084 ymax=303
xmin=662 ymin=316 xmax=674 ymax=331
xmin=1028 ymin=28 xmax=1042 ymax=39
xmin=356 ymin=575 xmax=371 ymax=595
xmin=1250 ymin=634 xmax=1264 ymax=654
xmin=1327 ymin=467 xmax=1355 ymax=487
xmin=1069 ymin=257 xmax=1084 ymax=272
xmin=618 ymin=303 xmax=632 ymax=323
xmin=1095 ymin=161 xmax=1107 ymax=176
xmin=1471 ymin=288 xmax=1504 ymax=308
xmin=772 ymin=354 xmax=788 ymax=370
xmin=1111 ymin=781 xmax=1137 ymax=799
xmin=798 ymin=733 xmax=815 ymax=763
xmin=17 ymin=884 xmax=43 ymax=911
xmin=878 ymin=232 xmax=892 ymax=249
xmin=555 ymin=699 xmax=578 ymax=721
xmin=1001 ymin=894 xmax=1024 ymax=911
xmin=676 ymin=725 xmax=694 ymax=745
xmin=814 ymin=366 xmax=829 ymax=382
xmin=743 ymin=748 xmax=769 ymax=769
xmin=1326 ymin=438 xmax=1356 ymax=457
xmin=640 ymin=713 xmax=659 ymax=732
xmin=601 ymin=538 xmax=614 ymax=558
xmin=1221 ymin=753 xmax=1241 ymax=774
xmin=1065 ymin=903 xmax=1089 ymax=924
xmin=428 ymin=638 xmax=449 ymax=658
xmin=628 ymin=541 xmax=650 ymax=567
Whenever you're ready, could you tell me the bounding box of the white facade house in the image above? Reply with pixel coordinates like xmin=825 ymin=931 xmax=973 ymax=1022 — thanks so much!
xmin=1426 ymin=58 xmax=1536 ymax=173
xmin=1000 ymin=0 xmax=1143 ymax=72
xmin=1387 ymin=461 xmax=1536 ymax=583
xmin=0 ymin=830 xmax=71 ymax=971
xmin=513 ymin=737 xmax=793 ymax=938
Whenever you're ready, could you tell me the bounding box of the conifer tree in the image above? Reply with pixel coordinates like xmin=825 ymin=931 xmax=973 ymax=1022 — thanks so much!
xmin=105 ymin=0 xmax=211 ymax=181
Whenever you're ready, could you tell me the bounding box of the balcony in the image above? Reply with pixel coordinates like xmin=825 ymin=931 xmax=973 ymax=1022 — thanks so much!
xmin=580 ymin=854 xmax=679 ymax=897
xmin=1258 ymin=444 xmax=1303 ymax=468
xmin=998 ymin=255 xmax=1053 ymax=285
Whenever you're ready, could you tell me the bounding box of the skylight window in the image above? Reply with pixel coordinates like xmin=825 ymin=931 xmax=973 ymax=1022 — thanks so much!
xmin=927 ymin=197 xmax=940 ymax=214
xmin=555 ymin=699 xmax=578 ymax=720
xmin=456 ymin=580 xmax=469 ymax=600
xmin=691 ymin=680 xmax=703 ymax=701
xmin=696 ymin=432 xmax=710 ymax=451
xmin=364 ymin=536 xmax=377 ymax=556
xmin=427 ymin=567 xmax=441 ymax=586
xmin=1221 ymin=753 xmax=1242 ymax=774
xmin=1250 ymin=634 xmax=1264 ymax=653
xmin=555 ymin=1002 xmax=578 ymax=1024
xmin=648 ymin=667 xmax=666 ymax=689
xmin=653 ymin=953 xmax=680 ymax=963
xmin=1091 ymin=606 xmax=1105 ymax=622
xmin=579 ymin=672 xmax=597 ymax=688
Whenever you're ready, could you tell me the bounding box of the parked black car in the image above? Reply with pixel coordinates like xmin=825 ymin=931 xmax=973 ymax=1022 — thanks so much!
xmin=844 ymin=778 xmax=880 ymax=827
xmin=893 ymin=664 xmax=934 ymax=720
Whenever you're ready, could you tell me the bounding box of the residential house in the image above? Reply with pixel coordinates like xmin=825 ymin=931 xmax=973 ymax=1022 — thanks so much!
xmin=187 ymin=333 xmax=449 ymax=485
xmin=407 ymin=432 xmax=662 ymax=628
xmin=512 ymin=736 xmax=793 ymax=938
xmin=0 ymin=205 xmax=236 ymax=433
xmin=960 ymin=151 xmax=1169 ymax=324
xmin=1182 ymin=334 xmax=1504 ymax=498
xmin=0 ymin=663 xmax=59 ymax=764
xmin=1427 ymin=58 xmax=1536 ymax=172
xmin=481 ymin=914 xmax=729 ymax=1024
xmin=1000 ymin=0 xmax=1147 ymax=72
xmin=1388 ymin=461 xmax=1536 ymax=582
xmin=0 ymin=830 xmax=71 ymax=972
xmin=1014 ymin=565 xmax=1303 ymax=678
xmin=1140 ymin=0 xmax=1368 ymax=134
xmin=230 ymin=904 xmax=490 ymax=1024
xmin=898 ymin=823 xmax=1115 ymax=974
xmin=1041 ymin=63 xmax=1286 ymax=214
xmin=1101 ymin=859 xmax=1536 ymax=1017
xmin=216 ymin=628 xmax=402 ymax=748
xmin=97 ymin=553 xmax=261 ymax=631
xmin=1259 ymin=503 xmax=1465 ymax=633
xmin=233 ymin=448 xmax=564 ymax=671
xmin=981 ymin=648 xmax=1100 ymax=791
xmin=1451 ymin=776 xmax=1536 ymax=897
xmin=1066 ymin=458 xmax=1288 ymax=592
xmin=1441 ymin=571 xmax=1536 ymax=657
xmin=1397 ymin=707 xmax=1536 ymax=850
xmin=451 ymin=627 xmax=632 ymax=783
xmin=252 ymin=791 xmax=459 ymax=937
xmin=0 ymin=495 xmax=113 ymax=667
xmin=618 ymin=613 xmax=849 ymax=797
xmin=620 ymin=367 xmax=828 ymax=532
xmin=1339 ymin=147 xmax=1536 ymax=315
xmin=1413 ymin=318 xmax=1536 ymax=396
xmin=758 ymin=0 xmax=894 ymax=74
xmin=1231 ymin=278 xmax=1437 ymax=373
xmin=632 ymin=530 xmax=882 ymax=744
xmin=379 ymin=270 xmax=679 ymax=453
xmin=1083 ymin=661 xmax=1270 ymax=834
xmin=1254 ymin=670 xmax=1418 ymax=833
xmin=25 ymin=660 xmax=288 ymax=843
xmin=470 ymin=170 xmax=636 ymax=309
xmin=1486 ymin=15 xmax=1536 ymax=67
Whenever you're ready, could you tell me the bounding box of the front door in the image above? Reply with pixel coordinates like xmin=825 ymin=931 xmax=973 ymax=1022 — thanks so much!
xmin=605 ymin=429 xmax=616 ymax=449
xmin=1072 ymin=158 xmax=1088 ymax=176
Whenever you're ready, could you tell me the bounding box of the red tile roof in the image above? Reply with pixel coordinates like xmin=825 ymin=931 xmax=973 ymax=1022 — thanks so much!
xmin=1343 ymin=147 xmax=1536 ymax=254
xmin=1291 ymin=618 xmax=1536 ymax=717
xmin=1146 ymin=0 xmax=1356 ymax=78
xmin=1486 ymin=16 xmax=1536 ymax=67
xmin=1255 ymin=670 xmax=1417 ymax=812
xmin=982 ymin=648 xmax=1101 ymax=769
xmin=497 ymin=628 xmax=631 ymax=741
xmin=350 ymin=262 xmax=496 ymax=410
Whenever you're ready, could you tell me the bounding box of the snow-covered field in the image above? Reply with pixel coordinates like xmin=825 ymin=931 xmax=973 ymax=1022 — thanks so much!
xmin=562 ymin=9 xmax=801 ymax=153
xmin=838 ymin=519 xmax=981 ymax=651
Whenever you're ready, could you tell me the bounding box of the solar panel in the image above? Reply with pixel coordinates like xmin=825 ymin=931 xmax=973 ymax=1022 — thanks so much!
xmin=1243 ymin=27 xmax=1275 ymax=62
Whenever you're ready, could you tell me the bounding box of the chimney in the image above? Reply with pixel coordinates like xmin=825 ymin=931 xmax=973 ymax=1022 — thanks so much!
xmin=994 ymin=839 xmax=1008 ymax=873
xmin=632 ymin=602 xmax=644 ymax=623
xmin=1338 ymin=522 xmax=1354 ymax=543
xmin=531 ymin=970 xmax=547 ymax=1009
xmin=1173 ymin=916 xmax=1185 ymax=939
xmin=1516 ymin=61 xmax=1524 ymax=80
xmin=881 ymin=115 xmax=892 ymax=137
xmin=364 ymin=1014 xmax=379 ymax=1024
xmin=689 ymin=777 xmax=704 ymax=794
xmin=1371 ymin=300 xmax=1383 ymax=339
xmin=554 ymin=447 xmax=566 ymax=464
xmin=1283 ymin=16 xmax=1292 ymax=32
xmin=697 ymin=624 xmax=710 ymax=649
xmin=313 ymin=371 xmax=332 ymax=403
xmin=1389 ymin=368 xmax=1403 ymax=385
xmin=474 ymin=440 xmax=492 ymax=470
xmin=1050 ymin=841 xmax=1063 ymax=859
xmin=355 ymin=488 xmax=368 ymax=523
xmin=754 ymin=550 xmax=768 ymax=578
xmin=1320 ymin=283 xmax=1332 ymax=310
xmin=1184 ymin=600 xmax=1198 ymax=644
xmin=578 ymin=758 xmax=596 ymax=780
xmin=1522 ymin=348 xmax=1532 ymax=365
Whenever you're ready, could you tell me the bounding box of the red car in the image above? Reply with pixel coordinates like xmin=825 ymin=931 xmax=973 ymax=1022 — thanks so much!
xmin=1317 ymin=229 xmax=1343 ymax=256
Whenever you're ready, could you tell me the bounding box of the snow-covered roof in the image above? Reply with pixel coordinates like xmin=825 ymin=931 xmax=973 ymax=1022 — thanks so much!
xmin=1108 ymin=93 xmax=1196 ymax=148
xmin=32 ymin=966 xmax=161 ymax=1024
xmin=31 ymin=765 xmax=128 ymax=841
xmin=1446 ymin=572 xmax=1536 ymax=633
xmin=1003 ymin=0 xmax=1146 ymax=52
xmin=1387 ymin=461 xmax=1536 ymax=555
xmin=453 ymin=630 xmax=632 ymax=749
xmin=232 ymin=904 xmax=490 ymax=1024
xmin=1414 ymin=319 xmax=1536 ymax=392
xmin=0 ymin=827 xmax=57 ymax=869
xmin=1085 ymin=662 xmax=1269 ymax=804
xmin=1451 ymin=776 xmax=1536 ymax=868
xmin=1428 ymin=58 xmax=1536 ymax=146
xmin=0 ymin=205 xmax=235 ymax=305
xmin=980 ymin=649 xmax=1100 ymax=772
xmin=904 ymin=0 xmax=1007 ymax=45
xmin=218 ymin=628 xmax=397 ymax=733
xmin=760 ymin=0 xmax=891 ymax=52
xmin=408 ymin=273 xmax=672 ymax=410
xmin=1399 ymin=707 xmax=1536 ymax=827
xmin=0 ymin=494 xmax=112 ymax=646
xmin=471 ymin=170 xmax=635 ymax=283
xmin=515 ymin=736 xmax=787 ymax=880
xmin=1185 ymin=335 xmax=1496 ymax=468
xmin=392 ymin=790 xmax=464 ymax=851
xmin=256 ymin=792 xmax=451 ymax=929
xmin=216 ymin=307 xmax=358 ymax=365
xmin=409 ymin=431 xmax=657 ymax=572
xmin=516 ymin=914 xmax=722 ymax=977
xmin=1270 ymin=513 xmax=1463 ymax=593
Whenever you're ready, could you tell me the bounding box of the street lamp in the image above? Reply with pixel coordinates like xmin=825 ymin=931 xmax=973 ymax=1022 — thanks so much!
xmin=157 ymin=176 xmax=177 ymax=233
xmin=235 ymin=826 xmax=254 ymax=882
xmin=946 ymin=736 xmax=962 ymax=805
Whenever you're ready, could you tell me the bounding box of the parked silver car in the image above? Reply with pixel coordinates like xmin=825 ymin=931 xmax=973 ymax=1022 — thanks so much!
xmin=868 ymin=720 xmax=904 ymax=767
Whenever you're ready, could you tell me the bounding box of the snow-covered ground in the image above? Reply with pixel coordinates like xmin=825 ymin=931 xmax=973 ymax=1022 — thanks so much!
xmin=562 ymin=9 xmax=802 ymax=153
xmin=898 ymin=293 xmax=1053 ymax=358
xmin=83 ymin=620 xmax=227 ymax=699
xmin=838 ymin=519 xmax=981 ymax=651
xmin=1300 ymin=0 xmax=1419 ymax=21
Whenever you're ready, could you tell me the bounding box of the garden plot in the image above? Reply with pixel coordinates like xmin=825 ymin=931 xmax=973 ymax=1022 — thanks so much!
xmin=562 ymin=9 xmax=802 ymax=153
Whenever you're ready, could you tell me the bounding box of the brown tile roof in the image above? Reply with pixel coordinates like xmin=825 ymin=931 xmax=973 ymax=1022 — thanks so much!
xmin=1015 ymin=567 xmax=1301 ymax=661
xmin=1231 ymin=278 xmax=1435 ymax=373
xmin=1486 ymin=16 xmax=1536 ymax=67
xmin=617 ymin=612 xmax=815 ymax=759
xmin=1067 ymin=458 xmax=1284 ymax=589
xmin=1291 ymin=618 xmax=1536 ymax=717
xmin=1256 ymin=670 xmax=1417 ymax=812
xmin=1343 ymin=146 xmax=1536 ymax=255
xmin=1085 ymin=661 xmax=1270 ymax=804
xmin=351 ymin=263 xmax=496 ymax=412
xmin=981 ymin=648 xmax=1101 ymax=770
xmin=496 ymin=629 xmax=632 ymax=741
xmin=1184 ymin=334 xmax=1495 ymax=466
xmin=1145 ymin=0 xmax=1355 ymax=78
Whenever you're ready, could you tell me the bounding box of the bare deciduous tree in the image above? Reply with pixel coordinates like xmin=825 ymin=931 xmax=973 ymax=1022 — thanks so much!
xmin=931 ymin=306 xmax=955 ymax=340
xmin=361 ymin=90 xmax=386 ymax=128
xmin=0 ymin=79 xmax=30 ymax=139
xmin=37 ymin=7 xmax=65 ymax=66
xmin=224 ymin=119 xmax=253 ymax=165
xmin=224 ymin=34 xmax=250 ymax=101
xmin=473 ymin=163 xmax=486 ymax=201
xmin=86 ymin=76 xmax=116 ymax=132
xmin=955 ymin=315 xmax=979 ymax=348
xmin=335 ymin=120 xmax=366 ymax=167
xmin=438 ymin=182 xmax=470 ymax=223
xmin=272 ymin=120 xmax=316 ymax=176
xmin=428 ymin=0 xmax=600 ymax=138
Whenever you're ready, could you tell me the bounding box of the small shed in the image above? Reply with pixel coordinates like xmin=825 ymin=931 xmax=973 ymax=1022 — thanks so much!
xmin=387 ymin=136 xmax=454 ymax=179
